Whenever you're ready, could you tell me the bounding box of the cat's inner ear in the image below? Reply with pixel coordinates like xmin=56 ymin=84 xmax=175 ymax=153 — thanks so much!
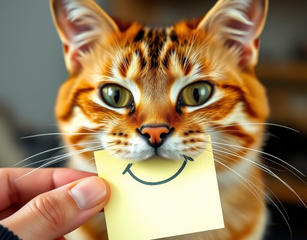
xmin=50 ymin=0 xmax=118 ymax=75
xmin=197 ymin=0 xmax=268 ymax=70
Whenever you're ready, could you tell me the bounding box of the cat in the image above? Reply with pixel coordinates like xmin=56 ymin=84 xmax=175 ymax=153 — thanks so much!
xmin=50 ymin=0 xmax=270 ymax=239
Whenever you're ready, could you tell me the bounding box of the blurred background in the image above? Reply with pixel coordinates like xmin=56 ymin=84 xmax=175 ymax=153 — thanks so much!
xmin=0 ymin=0 xmax=306 ymax=239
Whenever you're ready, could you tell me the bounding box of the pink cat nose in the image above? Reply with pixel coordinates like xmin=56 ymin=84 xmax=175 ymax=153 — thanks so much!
xmin=141 ymin=126 xmax=170 ymax=146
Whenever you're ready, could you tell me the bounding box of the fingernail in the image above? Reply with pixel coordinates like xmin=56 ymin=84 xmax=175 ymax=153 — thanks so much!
xmin=69 ymin=177 xmax=107 ymax=210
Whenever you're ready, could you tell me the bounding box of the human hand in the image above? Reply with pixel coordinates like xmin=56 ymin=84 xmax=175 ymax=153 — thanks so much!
xmin=0 ymin=168 xmax=110 ymax=240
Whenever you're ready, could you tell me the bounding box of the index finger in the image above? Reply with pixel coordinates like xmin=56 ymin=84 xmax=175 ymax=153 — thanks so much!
xmin=0 ymin=168 xmax=97 ymax=212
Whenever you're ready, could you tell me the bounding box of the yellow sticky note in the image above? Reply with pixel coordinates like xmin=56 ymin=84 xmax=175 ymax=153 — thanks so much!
xmin=94 ymin=137 xmax=224 ymax=240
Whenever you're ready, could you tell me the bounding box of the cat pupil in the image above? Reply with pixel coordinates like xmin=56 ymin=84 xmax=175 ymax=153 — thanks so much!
xmin=114 ymin=90 xmax=120 ymax=104
xmin=193 ymin=88 xmax=200 ymax=103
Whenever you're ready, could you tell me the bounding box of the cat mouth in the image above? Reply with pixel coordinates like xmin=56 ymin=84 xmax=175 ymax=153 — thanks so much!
xmin=122 ymin=155 xmax=194 ymax=185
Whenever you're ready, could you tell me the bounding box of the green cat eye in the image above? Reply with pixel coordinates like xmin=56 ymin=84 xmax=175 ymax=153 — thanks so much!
xmin=101 ymin=84 xmax=133 ymax=108
xmin=179 ymin=82 xmax=212 ymax=106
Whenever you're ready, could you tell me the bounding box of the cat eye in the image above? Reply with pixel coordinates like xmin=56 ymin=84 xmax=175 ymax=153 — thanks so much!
xmin=100 ymin=84 xmax=133 ymax=108
xmin=178 ymin=82 xmax=212 ymax=106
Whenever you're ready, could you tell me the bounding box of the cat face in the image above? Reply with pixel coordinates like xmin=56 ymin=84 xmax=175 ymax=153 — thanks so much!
xmin=51 ymin=0 xmax=269 ymax=166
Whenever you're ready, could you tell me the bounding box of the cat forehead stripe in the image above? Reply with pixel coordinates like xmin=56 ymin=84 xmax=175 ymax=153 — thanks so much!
xmin=129 ymin=27 xmax=182 ymax=71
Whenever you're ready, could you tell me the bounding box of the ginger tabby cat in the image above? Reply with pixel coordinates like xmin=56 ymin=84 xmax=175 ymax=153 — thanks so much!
xmin=50 ymin=0 xmax=270 ymax=239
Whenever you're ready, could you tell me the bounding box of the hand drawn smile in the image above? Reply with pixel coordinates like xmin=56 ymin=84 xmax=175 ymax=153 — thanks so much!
xmin=122 ymin=155 xmax=194 ymax=185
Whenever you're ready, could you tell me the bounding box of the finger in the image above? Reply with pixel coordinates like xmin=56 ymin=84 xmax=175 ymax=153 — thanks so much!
xmin=0 ymin=176 xmax=110 ymax=240
xmin=0 ymin=168 xmax=97 ymax=212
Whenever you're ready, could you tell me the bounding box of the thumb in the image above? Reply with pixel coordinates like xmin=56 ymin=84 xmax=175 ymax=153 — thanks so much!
xmin=1 ymin=176 xmax=110 ymax=240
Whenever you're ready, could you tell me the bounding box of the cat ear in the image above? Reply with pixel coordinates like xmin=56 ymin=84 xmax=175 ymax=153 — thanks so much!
xmin=50 ymin=0 xmax=118 ymax=75
xmin=197 ymin=0 xmax=268 ymax=70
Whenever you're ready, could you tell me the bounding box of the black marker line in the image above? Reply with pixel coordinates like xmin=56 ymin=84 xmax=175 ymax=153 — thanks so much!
xmin=122 ymin=155 xmax=194 ymax=186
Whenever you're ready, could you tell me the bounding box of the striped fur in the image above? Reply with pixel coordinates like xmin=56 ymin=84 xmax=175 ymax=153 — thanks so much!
xmin=51 ymin=0 xmax=270 ymax=239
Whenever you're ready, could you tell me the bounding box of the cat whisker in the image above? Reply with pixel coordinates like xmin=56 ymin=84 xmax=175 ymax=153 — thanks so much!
xmin=212 ymin=149 xmax=294 ymax=228
xmin=15 ymin=145 xmax=105 ymax=181
xmin=210 ymin=141 xmax=305 ymax=177
xmin=205 ymin=136 xmax=285 ymax=172
xmin=81 ymin=126 xmax=106 ymax=133
xmin=109 ymin=35 xmax=129 ymax=69
xmin=207 ymin=122 xmax=299 ymax=133
xmin=207 ymin=137 xmax=286 ymax=172
xmin=113 ymin=37 xmax=125 ymax=59
xmin=20 ymin=143 xmax=105 ymax=168
xmin=19 ymin=144 xmax=105 ymax=168
xmin=182 ymin=29 xmax=194 ymax=67
xmin=197 ymin=150 xmax=264 ymax=204
xmin=184 ymin=30 xmax=201 ymax=69
xmin=212 ymin=146 xmax=275 ymax=178
xmin=20 ymin=132 xmax=106 ymax=139
xmin=188 ymin=40 xmax=209 ymax=65
xmin=212 ymin=149 xmax=289 ymax=218
xmin=206 ymin=129 xmax=275 ymax=138
xmin=42 ymin=145 xmax=103 ymax=166
xmin=203 ymin=151 xmax=293 ymax=237
xmin=20 ymin=154 xmax=69 ymax=168
xmin=212 ymin=146 xmax=307 ymax=209
xmin=95 ymin=150 xmax=121 ymax=163
xmin=14 ymin=141 xmax=101 ymax=167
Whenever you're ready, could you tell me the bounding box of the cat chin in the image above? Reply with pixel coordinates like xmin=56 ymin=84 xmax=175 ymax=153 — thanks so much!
xmin=110 ymin=149 xmax=202 ymax=162
xmin=109 ymin=149 xmax=155 ymax=162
